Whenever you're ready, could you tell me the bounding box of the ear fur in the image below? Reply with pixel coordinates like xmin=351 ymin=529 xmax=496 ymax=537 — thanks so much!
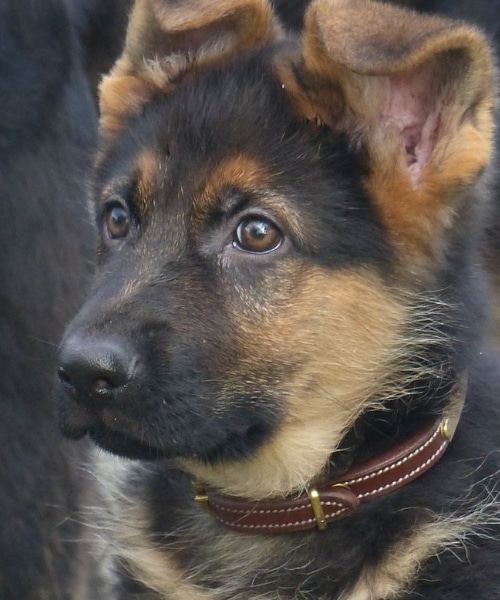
xmin=283 ymin=0 xmax=497 ymax=263
xmin=99 ymin=0 xmax=280 ymax=142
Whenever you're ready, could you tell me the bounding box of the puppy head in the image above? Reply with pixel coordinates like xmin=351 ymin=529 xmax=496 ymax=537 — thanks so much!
xmin=56 ymin=0 xmax=496 ymax=499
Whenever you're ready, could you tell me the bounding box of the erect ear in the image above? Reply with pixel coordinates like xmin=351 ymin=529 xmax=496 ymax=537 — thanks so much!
xmin=281 ymin=0 xmax=497 ymax=264
xmin=100 ymin=0 xmax=280 ymax=142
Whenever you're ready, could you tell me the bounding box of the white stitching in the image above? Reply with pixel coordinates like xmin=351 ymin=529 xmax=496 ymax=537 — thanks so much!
xmin=214 ymin=507 xmax=350 ymax=530
xmin=212 ymin=500 xmax=344 ymax=516
xmin=343 ymin=424 xmax=442 ymax=486
xmin=213 ymin=503 xmax=309 ymax=516
xmin=357 ymin=439 xmax=447 ymax=498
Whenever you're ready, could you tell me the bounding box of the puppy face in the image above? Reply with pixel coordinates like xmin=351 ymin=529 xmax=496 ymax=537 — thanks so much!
xmin=58 ymin=57 xmax=404 ymax=495
xmin=55 ymin=0 xmax=496 ymax=499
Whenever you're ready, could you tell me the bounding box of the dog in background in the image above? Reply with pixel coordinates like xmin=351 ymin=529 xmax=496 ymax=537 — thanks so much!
xmin=55 ymin=0 xmax=500 ymax=598
xmin=0 ymin=0 xmax=130 ymax=597
xmin=0 ymin=1 xmax=96 ymax=596
xmin=66 ymin=0 xmax=133 ymax=93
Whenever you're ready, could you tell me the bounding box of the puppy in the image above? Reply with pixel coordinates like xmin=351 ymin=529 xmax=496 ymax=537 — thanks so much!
xmin=55 ymin=0 xmax=500 ymax=597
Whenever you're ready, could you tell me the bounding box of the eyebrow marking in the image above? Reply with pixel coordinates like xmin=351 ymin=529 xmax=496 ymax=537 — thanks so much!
xmin=193 ymin=155 xmax=308 ymax=244
xmin=200 ymin=155 xmax=270 ymax=205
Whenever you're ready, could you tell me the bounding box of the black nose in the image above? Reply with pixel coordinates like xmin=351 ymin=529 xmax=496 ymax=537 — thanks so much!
xmin=58 ymin=334 xmax=138 ymax=401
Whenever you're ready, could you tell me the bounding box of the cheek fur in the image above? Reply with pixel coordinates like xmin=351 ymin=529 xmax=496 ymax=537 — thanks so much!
xmin=182 ymin=268 xmax=406 ymax=499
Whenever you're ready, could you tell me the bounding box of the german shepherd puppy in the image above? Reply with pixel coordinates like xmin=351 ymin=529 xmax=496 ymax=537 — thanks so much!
xmin=55 ymin=0 xmax=500 ymax=597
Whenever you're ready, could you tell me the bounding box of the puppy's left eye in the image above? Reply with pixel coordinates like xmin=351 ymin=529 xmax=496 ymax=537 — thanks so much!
xmin=234 ymin=216 xmax=283 ymax=254
xmin=104 ymin=202 xmax=130 ymax=240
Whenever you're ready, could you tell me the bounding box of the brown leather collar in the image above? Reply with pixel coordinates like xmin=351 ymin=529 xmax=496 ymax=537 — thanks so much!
xmin=194 ymin=377 xmax=467 ymax=534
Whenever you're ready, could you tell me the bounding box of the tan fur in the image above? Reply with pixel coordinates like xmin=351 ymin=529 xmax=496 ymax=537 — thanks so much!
xmin=99 ymin=67 xmax=157 ymax=143
xmin=149 ymin=0 xmax=277 ymax=49
xmin=180 ymin=272 xmax=459 ymax=500
xmin=197 ymin=155 xmax=272 ymax=216
xmin=364 ymin=119 xmax=492 ymax=265
xmin=203 ymin=155 xmax=270 ymax=192
xmin=346 ymin=523 xmax=462 ymax=599
xmin=182 ymin=269 xmax=408 ymax=499
xmin=135 ymin=149 xmax=165 ymax=215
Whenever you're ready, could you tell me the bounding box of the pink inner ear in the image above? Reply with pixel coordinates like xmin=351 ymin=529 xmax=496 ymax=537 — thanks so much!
xmin=381 ymin=66 xmax=443 ymax=187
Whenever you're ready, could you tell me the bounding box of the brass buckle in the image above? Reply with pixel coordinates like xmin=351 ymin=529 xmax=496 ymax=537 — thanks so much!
xmin=193 ymin=481 xmax=211 ymax=513
xmin=440 ymin=418 xmax=452 ymax=441
xmin=307 ymin=487 xmax=328 ymax=531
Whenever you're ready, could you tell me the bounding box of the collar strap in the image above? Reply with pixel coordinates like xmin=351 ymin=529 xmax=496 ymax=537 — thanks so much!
xmin=195 ymin=376 xmax=467 ymax=534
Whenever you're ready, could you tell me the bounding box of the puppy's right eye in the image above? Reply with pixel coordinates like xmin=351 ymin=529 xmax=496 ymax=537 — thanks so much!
xmin=234 ymin=216 xmax=283 ymax=254
xmin=104 ymin=202 xmax=130 ymax=240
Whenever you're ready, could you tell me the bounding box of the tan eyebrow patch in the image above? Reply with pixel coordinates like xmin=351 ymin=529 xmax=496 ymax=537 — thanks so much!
xmin=195 ymin=155 xmax=306 ymax=240
xmin=134 ymin=149 xmax=165 ymax=216
xmin=200 ymin=155 xmax=271 ymax=203
xmin=136 ymin=149 xmax=163 ymax=194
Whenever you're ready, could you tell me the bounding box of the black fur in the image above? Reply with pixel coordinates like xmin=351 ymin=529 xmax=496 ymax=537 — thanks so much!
xmin=66 ymin=0 xmax=133 ymax=91
xmin=271 ymin=0 xmax=308 ymax=30
xmin=0 ymin=0 xmax=119 ymax=596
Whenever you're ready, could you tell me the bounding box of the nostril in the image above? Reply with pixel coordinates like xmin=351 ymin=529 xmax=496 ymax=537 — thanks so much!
xmin=58 ymin=366 xmax=74 ymax=389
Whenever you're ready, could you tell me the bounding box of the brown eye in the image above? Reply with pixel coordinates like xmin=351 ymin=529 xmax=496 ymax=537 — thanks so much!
xmin=234 ymin=216 xmax=283 ymax=254
xmin=104 ymin=203 xmax=130 ymax=239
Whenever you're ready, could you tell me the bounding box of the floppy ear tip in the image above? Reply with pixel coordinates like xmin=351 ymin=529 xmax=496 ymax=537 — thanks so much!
xmin=98 ymin=70 xmax=156 ymax=140
xmin=150 ymin=0 xmax=276 ymax=37
xmin=99 ymin=69 xmax=152 ymax=113
xmin=430 ymin=23 xmax=497 ymax=77
xmin=304 ymin=0 xmax=497 ymax=79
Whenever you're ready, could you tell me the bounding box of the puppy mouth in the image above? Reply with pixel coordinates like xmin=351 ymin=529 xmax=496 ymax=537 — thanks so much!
xmin=60 ymin=417 xmax=168 ymax=460
xmin=88 ymin=425 xmax=170 ymax=460
xmin=58 ymin=399 xmax=274 ymax=463
xmin=57 ymin=400 xmax=169 ymax=459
